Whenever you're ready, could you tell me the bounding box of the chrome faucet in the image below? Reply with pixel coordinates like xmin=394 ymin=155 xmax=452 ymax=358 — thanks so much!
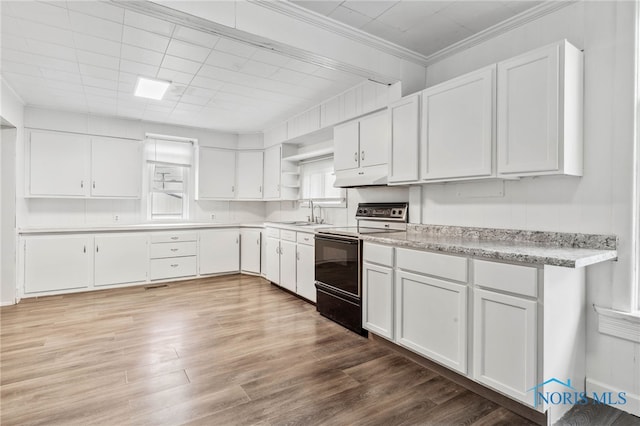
xmin=309 ymin=199 xmax=315 ymax=223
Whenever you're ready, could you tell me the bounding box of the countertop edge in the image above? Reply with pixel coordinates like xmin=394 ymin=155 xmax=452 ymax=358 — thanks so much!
xmin=18 ymin=223 xmax=266 ymax=234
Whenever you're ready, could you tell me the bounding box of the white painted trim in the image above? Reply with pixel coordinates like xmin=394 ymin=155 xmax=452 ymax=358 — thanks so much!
xmin=634 ymin=0 xmax=640 ymax=311
xmin=594 ymin=305 xmax=640 ymax=343
xmin=586 ymin=378 xmax=640 ymax=417
xmin=0 ymin=300 xmax=16 ymax=307
xmin=1 ymin=76 xmax=25 ymax=106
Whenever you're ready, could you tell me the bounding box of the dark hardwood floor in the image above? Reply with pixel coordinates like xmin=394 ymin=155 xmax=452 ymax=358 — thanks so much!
xmin=0 ymin=275 xmax=634 ymax=425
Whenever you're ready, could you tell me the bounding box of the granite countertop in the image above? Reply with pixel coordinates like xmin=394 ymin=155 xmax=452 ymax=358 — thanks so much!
xmin=18 ymin=222 xmax=266 ymax=234
xmin=359 ymin=225 xmax=618 ymax=268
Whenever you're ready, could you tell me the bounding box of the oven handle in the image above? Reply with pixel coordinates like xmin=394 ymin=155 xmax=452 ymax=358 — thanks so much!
xmin=315 ymin=234 xmax=360 ymax=244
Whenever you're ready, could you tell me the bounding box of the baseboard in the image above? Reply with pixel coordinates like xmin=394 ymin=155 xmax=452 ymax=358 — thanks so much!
xmin=586 ymin=378 xmax=640 ymax=417
xmin=1 ymin=300 xmax=16 ymax=307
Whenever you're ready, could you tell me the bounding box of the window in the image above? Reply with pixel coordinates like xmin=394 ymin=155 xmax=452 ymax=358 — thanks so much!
xmin=300 ymin=157 xmax=346 ymax=206
xmin=144 ymin=136 xmax=194 ymax=221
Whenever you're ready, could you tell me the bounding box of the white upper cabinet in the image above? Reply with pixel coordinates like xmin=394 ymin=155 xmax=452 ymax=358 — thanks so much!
xmin=197 ymin=147 xmax=236 ymax=199
xmin=388 ymin=94 xmax=420 ymax=184
xmin=263 ymin=145 xmax=281 ymax=199
xmin=334 ymin=120 xmax=360 ymax=172
xmin=29 ymin=131 xmax=90 ymax=197
xmin=497 ymin=40 xmax=583 ymax=177
xmin=28 ymin=131 xmax=142 ymax=198
xmin=91 ymin=137 xmax=142 ymax=198
xmin=236 ymin=151 xmax=264 ymax=199
xmin=421 ymin=65 xmax=496 ymax=181
xmin=359 ymin=111 xmax=389 ymax=168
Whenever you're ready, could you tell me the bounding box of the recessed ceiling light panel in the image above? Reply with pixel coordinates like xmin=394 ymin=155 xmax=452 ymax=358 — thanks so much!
xmin=134 ymin=77 xmax=171 ymax=100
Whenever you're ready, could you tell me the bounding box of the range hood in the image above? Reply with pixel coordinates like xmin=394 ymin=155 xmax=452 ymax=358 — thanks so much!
xmin=333 ymin=164 xmax=388 ymax=188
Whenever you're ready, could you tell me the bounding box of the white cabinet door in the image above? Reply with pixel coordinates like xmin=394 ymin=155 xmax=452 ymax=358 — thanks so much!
xmin=363 ymin=262 xmax=394 ymax=340
xmin=388 ymin=95 xmax=420 ymax=183
xmin=395 ymin=270 xmax=467 ymax=373
xmin=473 ymin=288 xmax=537 ymax=405
xmin=422 ymin=66 xmax=495 ymax=180
xmin=24 ymin=235 xmax=91 ymax=293
xmin=91 ymin=137 xmax=142 ymax=198
xmin=263 ymin=145 xmax=281 ymax=199
xmin=197 ymin=148 xmax=236 ymax=199
xmin=29 ymin=131 xmax=89 ymax=197
xmin=497 ymin=43 xmax=562 ymax=175
xmin=279 ymin=240 xmax=297 ymax=293
xmin=265 ymin=236 xmax=280 ymax=284
xmin=241 ymin=229 xmax=261 ymax=274
xmin=296 ymin=243 xmax=315 ymax=302
xmin=199 ymin=229 xmax=240 ymax=275
xmin=237 ymin=151 xmax=264 ymax=199
xmin=359 ymin=111 xmax=389 ymax=168
xmin=260 ymin=231 xmax=267 ymax=277
xmin=333 ymin=120 xmax=359 ymax=172
xmin=94 ymin=234 xmax=148 ymax=286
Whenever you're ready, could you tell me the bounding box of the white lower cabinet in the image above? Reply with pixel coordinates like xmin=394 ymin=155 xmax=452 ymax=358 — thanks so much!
xmin=395 ymin=270 xmax=467 ymax=373
xmin=279 ymin=240 xmax=297 ymax=293
xmin=362 ymin=262 xmax=394 ymax=340
xmin=265 ymin=235 xmax=281 ymax=284
xmin=199 ymin=229 xmax=240 ymax=275
xmin=24 ymin=235 xmax=92 ymax=293
xmin=296 ymin=234 xmax=315 ymax=302
xmin=241 ymin=229 xmax=262 ymax=274
xmin=473 ymin=288 xmax=537 ymax=405
xmin=94 ymin=234 xmax=148 ymax=286
xmin=150 ymin=256 xmax=197 ymax=281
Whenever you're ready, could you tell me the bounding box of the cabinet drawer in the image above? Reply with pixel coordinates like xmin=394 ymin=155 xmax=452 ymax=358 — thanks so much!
xmin=363 ymin=243 xmax=394 ymax=267
xmin=150 ymin=232 xmax=197 ymax=243
xmin=396 ymin=248 xmax=467 ymax=282
xmin=296 ymin=232 xmax=314 ymax=246
xmin=149 ymin=256 xmax=196 ymax=280
xmin=280 ymin=230 xmax=297 ymax=242
xmin=265 ymin=228 xmax=280 ymax=238
xmin=473 ymin=260 xmax=538 ymax=298
xmin=150 ymin=241 xmax=196 ymax=259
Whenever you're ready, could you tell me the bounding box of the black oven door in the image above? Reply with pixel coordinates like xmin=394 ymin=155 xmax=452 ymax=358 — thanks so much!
xmin=314 ymin=234 xmax=361 ymax=297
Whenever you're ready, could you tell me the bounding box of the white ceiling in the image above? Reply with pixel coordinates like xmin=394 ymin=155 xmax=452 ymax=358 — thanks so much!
xmin=291 ymin=1 xmax=543 ymax=57
xmin=1 ymin=1 xmax=542 ymax=133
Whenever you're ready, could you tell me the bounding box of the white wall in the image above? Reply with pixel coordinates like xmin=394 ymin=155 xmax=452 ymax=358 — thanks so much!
xmin=419 ymin=2 xmax=639 ymax=415
xmin=1 ymin=79 xmax=24 ymax=305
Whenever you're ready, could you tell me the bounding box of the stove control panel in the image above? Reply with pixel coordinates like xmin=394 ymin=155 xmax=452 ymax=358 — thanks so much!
xmin=355 ymin=203 xmax=408 ymax=222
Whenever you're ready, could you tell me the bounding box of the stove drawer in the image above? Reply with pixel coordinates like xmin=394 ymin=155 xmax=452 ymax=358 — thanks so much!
xmin=363 ymin=242 xmax=393 ymax=267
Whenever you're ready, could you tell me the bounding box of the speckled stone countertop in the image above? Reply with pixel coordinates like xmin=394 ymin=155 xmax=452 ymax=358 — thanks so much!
xmin=358 ymin=224 xmax=618 ymax=268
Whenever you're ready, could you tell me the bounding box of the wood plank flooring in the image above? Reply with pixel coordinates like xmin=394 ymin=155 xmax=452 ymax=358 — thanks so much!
xmin=0 ymin=275 xmax=614 ymax=425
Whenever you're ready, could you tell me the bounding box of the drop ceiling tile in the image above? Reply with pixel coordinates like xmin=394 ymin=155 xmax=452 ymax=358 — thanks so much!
xmin=165 ymin=39 xmax=209 ymax=63
xmin=118 ymin=72 xmax=138 ymax=85
xmin=440 ymin=1 xmax=514 ymax=33
xmin=74 ymin=34 xmax=121 ymax=57
xmin=375 ymin=1 xmax=450 ymax=31
xmin=3 ymin=1 xmax=71 ymax=29
xmin=144 ymin=104 xmax=174 ymax=113
xmin=1 ymin=33 xmax=29 ymax=51
xmin=250 ymin=51 xmax=292 ymax=69
xmin=41 ymin=68 xmax=83 ymax=84
xmin=85 ymin=87 xmax=118 ymax=99
xmin=184 ymin=86 xmax=218 ymax=99
xmin=79 ymin=64 xmax=119 ymax=82
xmin=283 ymin=58 xmax=320 ymax=74
xmin=404 ymin=12 xmax=473 ymax=50
xmin=123 ymin=26 xmax=170 ymax=53
xmin=328 ymin=6 xmax=372 ymax=29
xmin=214 ymin=37 xmax=256 ymax=58
xmin=76 ymin=50 xmax=120 ymax=70
xmin=121 ymin=44 xmax=164 ymax=67
xmin=118 ymin=81 xmax=136 ymax=94
xmin=502 ymin=1 xmax=543 ymax=15
xmin=82 ymin=75 xmax=118 ymax=91
xmin=240 ymin=60 xmax=278 ymax=78
xmin=173 ymin=26 xmax=220 ymax=48
xmin=124 ymin=9 xmax=174 ymax=36
xmin=46 ymin=81 xmax=86 ymax=95
xmin=270 ymin=68 xmax=308 ymax=85
xmin=26 ymin=39 xmax=77 ymax=62
xmin=205 ymin=50 xmax=247 ymax=71
xmin=190 ymin=75 xmax=226 ymax=91
xmin=2 ymin=48 xmax=78 ymax=73
xmin=161 ymin=55 xmax=202 ymax=74
xmin=342 ymin=1 xmax=398 ymax=19
xmin=69 ymin=11 xmax=123 ymax=42
xmin=2 ymin=16 xmax=75 ymax=46
xmin=119 ymin=60 xmax=159 ymax=78
xmin=360 ymin=18 xmax=405 ymax=45
xmin=1 ymin=61 xmax=43 ymax=78
xmin=179 ymin=94 xmax=211 ymax=106
xmin=67 ymin=1 xmax=124 ymax=24
xmin=290 ymin=1 xmax=342 ymax=16
xmin=157 ymin=68 xmax=195 ymax=85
